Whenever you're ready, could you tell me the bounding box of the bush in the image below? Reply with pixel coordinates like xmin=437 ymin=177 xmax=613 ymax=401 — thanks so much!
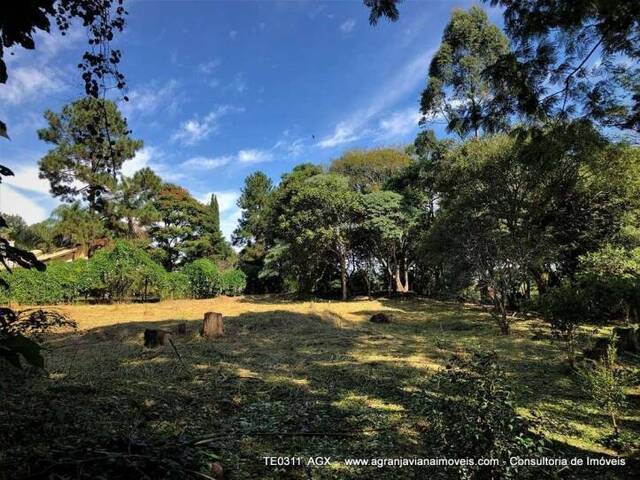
xmin=578 ymin=334 xmax=628 ymax=440
xmin=220 ymin=269 xmax=246 ymax=296
xmin=576 ymin=245 xmax=640 ymax=322
xmin=165 ymin=271 xmax=190 ymax=299
xmin=422 ymin=352 xmax=544 ymax=479
xmin=539 ymin=284 xmax=590 ymax=367
xmin=182 ymin=259 xmax=222 ymax=298
xmin=0 ymin=261 xmax=88 ymax=305
xmin=84 ymin=241 xmax=167 ymax=301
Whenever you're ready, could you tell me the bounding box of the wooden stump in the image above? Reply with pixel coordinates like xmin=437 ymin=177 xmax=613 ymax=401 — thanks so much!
xmin=202 ymin=312 xmax=224 ymax=338
xmin=583 ymin=337 xmax=611 ymax=361
xmin=176 ymin=322 xmax=187 ymax=335
xmin=614 ymin=326 xmax=639 ymax=353
xmin=370 ymin=313 xmax=390 ymax=324
xmin=144 ymin=329 xmax=169 ymax=347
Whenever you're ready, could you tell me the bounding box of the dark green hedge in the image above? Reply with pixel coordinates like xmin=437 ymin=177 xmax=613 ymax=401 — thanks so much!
xmin=0 ymin=241 xmax=246 ymax=305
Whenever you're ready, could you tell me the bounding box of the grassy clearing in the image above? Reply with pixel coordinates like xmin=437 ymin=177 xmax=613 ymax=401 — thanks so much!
xmin=2 ymin=296 xmax=639 ymax=479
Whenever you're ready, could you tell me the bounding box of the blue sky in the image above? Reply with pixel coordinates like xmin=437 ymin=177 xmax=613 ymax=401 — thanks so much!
xmin=0 ymin=0 xmax=500 ymax=240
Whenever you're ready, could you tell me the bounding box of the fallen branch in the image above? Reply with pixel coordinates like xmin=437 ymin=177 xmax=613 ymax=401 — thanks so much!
xmin=191 ymin=427 xmax=387 ymax=446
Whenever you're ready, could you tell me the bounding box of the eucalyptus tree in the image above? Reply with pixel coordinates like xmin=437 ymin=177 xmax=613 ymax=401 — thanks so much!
xmin=420 ymin=6 xmax=510 ymax=138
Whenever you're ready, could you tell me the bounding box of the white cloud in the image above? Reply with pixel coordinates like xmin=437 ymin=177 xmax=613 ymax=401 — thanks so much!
xmin=340 ymin=19 xmax=356 ymax=33
xmin=121 ymin=79 xmax=182 ymax=118
xmin=197 ymin=59 xmax=222 ymax=74
xmin=377 ymin=107 xmax=421 ymax=140
xmin=181 ymin=155 xmax=232 ymax=170
xmin=229 ymin=73 xmax=247 ymax=94
xmin=316 ymin=49 xmax=433 ymax=149
xmin=122 ymin=146 xmax=155 ymax=176
xmin=0 ymin=185 xmax=49 ymax=225
xmin=317 ymin=121 xmax=362 ymax=149
xmin=4 ymin=165 xmax=51 ymax=195
xmin=238 ymin=149 xmax=272 ymax=164
xmin=172 ymin=105 xmax=243 ymax=145
xmin=0 ymin=66 xmax=67 ymax=105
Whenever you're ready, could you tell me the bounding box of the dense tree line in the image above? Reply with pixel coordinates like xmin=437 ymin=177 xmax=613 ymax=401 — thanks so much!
xmin=229 ymin=6 xmax=640 ymax=348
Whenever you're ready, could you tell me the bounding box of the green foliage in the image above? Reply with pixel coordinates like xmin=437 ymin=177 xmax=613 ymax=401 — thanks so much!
xmin=182 ymin=259 xmax=222 ymax=299
xmin=151 ymin=184 xmax=231 ymax=270
xmin=233 ymin=171 xmax=275 ymax=293
xmin=576 ymin=245 xmax=640 ymax=322
xmin=114 ymin=167 xmax=162 ymax=237
xmin=50 ymin=202 xmax=107 ymax=252
xmin=85 ymin=241 xmax=166 ymax=301
xmin=220 ymin=269 xmax=247 ymax=296
xmin=280 ymin=173 xmax=362 ymax=299
xmin=488 ymin=0 xmax=640 ymax=131
xmin=0 ymin=261 xmax=88 ymax=305
xmin=539 ymin=284 xmax=590 ymax=367
xmin=329 ymin=148 xmax=412 ymax=193
xmin=38 ymin=97 xmax=142 ymax=213
xmin=421 ymin=6 xmax=510 ymax=137
xmin=424 ymin=352 xmax=544 ymax=479
xmin=578 ymin=335 xmax=628 ymax=436
xmin=164 ymin=271 xmax=190 ymax=299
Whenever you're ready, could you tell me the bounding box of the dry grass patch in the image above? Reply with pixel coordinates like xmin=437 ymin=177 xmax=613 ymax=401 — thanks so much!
xmin=1 ymin=295 xmax=638 ymax=479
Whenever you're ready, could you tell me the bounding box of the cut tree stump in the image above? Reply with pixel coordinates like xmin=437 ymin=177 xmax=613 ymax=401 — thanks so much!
xmin=614 ymin=326 xmax=639 ymax=353
xmin=369 ymin=313 xmax=390 ymax=324
xmin=202 ymin=312 xmax=224 ymax=338
xmin=144 ymin=329 xmax=169 ymax=347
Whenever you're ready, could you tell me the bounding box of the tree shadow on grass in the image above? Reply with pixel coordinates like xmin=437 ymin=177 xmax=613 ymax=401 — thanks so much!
xmin=3 ymin=307 xmax=637 ymax=479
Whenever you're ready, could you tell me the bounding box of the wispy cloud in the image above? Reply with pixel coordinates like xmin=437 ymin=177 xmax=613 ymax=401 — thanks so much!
xmin=121 ymin=79 xmax=183 ymax=118
xmin=340 ymin=19 xmax=356 ymax=33
xmin=5 ymin=164 xmax=51 ymax=195
xmin=376 ymin=107 xmax=421 ymax=140
xmin=229 ymin=73 xmax=247 ymax=94
xmin=0 ymin=66 xmax=67 ymax=105
xmin=238 ymin=149 xmax=272 ymax=164
xmin=0 ymin=185 xmax=50 ymax=225
xmin=197 ymin=59 xmax=221 ymax=74
xmin=229 ymin=30 xmax=238 ymax=40
xmin=181 ymin=155 xmax=233 ymax=170
xmin=316 ymin=49 xmax=433 ymax=149
xmin=172 ymin=105 xmax=243 ymax=145
xmin=317 ymin=122 xmax=361 ymax=149
xmin=122 ymin=146 xmax=187 ymax=183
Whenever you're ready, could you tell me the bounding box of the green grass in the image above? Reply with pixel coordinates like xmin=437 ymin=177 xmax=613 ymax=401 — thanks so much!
xmin=1 ymin=296 xmax=638 ymax=479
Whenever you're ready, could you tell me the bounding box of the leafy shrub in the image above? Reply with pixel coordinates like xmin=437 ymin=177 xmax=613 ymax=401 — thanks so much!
xmin=165 ymin=271 xmax=190 ymax=299
xmin=578 ymin=334 xmax=628 ymax=440
xmin=422 ymin=352 xmax=544 ymax=479
xmin=576 ymin=245 xmax=640 ymax=322
xmin=220 ymin=269 xmax=246 ymax=296
xmin=0 ymin=261 xmax=88 ymax=305
xmin=539 ymin=284 xmax=590 ymax=367
xmin=84 ymin=241 xmax=166 ymax=301
xmin=182 ymin=259 xmax=222 ymax=298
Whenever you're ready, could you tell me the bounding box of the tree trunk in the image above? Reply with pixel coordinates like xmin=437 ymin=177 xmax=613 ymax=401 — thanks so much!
xmin=202 ymin=312 xmax=224 ymax=338
xmin=340 ymin=253 xmax=348 ymax=300
xmin=394 ymin=264 xmax=407 ymax=293
xmin=403 ymin=257 xmax=410 ymax=292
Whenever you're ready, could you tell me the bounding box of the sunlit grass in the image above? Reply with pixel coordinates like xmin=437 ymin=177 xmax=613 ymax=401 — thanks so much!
xmin=2 ymin=295 xmax=638 ymax=479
